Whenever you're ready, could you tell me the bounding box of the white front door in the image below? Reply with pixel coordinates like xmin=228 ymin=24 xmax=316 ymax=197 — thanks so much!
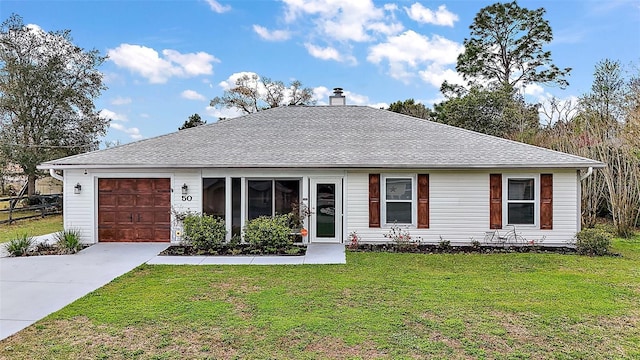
xmin=309 ymin=178 xmax=342 ymax=243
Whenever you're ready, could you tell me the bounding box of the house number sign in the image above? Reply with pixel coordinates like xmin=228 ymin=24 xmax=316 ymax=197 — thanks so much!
xmin=181 ymin=195 xmax=192 ymax=201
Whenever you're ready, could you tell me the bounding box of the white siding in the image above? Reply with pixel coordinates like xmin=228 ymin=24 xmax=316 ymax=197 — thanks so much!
xmin=62 ymin=167 xmax=579 ymax=246
xmin=171 ymin=170 xmax=202 ymax=242
xmin=346 ymin=169 xmax=579 ymax=246
xmin=63 ymin=169 xmax=95 ymax=244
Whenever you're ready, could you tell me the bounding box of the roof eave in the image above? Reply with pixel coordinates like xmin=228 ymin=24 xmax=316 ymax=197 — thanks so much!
xmin=38 ymin=162 xmax=606 ymax=170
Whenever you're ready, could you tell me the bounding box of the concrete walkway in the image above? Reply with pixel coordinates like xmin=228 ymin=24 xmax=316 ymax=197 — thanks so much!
xmin=0 ymin=243 xmax=168 ymax=340
xmin=0 ymin=242 xmax=345 ymax=340
xmin=147 ymin=243 xmax=346 ymax=265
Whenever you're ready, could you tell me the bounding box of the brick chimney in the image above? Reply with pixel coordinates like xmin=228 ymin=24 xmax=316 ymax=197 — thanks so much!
xmin=329 ymin=87 xmax=346 ymax=106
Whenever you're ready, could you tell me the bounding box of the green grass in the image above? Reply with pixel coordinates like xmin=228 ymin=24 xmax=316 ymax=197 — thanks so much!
xmin=0 ymin=215 xmax=62 ymax=243
xmin=1 ymin=237 xmax=639 ymax=359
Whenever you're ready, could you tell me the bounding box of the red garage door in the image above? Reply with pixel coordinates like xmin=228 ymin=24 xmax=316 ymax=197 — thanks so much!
xmin=98 ymin=178 xmax=171 ymax=242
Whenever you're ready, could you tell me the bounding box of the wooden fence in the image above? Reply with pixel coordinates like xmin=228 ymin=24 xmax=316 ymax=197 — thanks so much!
xmin=0 ymin=194 xmax=63 ymax=225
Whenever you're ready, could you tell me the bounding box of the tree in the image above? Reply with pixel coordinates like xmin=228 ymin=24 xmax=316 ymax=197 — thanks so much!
xmin=433 ymin=85 xmax=539 ymax=138
xmin=0 ymin=14 xmax=108 ymax=195
xmin=578 ymin=60 xmax=640 ymax=237
xmin=530 ymin=59 xmax=640 ymax=236
xmin=210 ymin=73 xmax=315 ymax=114
xmin=387 ymin=99 xmax=432 ymax=119
xmin=179 ymin=113 xmax=206 ymax=130
xmin=456 ymin=1 xmax=571 ymax=90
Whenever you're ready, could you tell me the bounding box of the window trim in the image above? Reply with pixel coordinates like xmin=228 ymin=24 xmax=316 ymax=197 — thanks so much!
xmin=381 ymin=174 xmax=417 ymax=227
xmin=504 ymin=174 xmax=539 ymax=228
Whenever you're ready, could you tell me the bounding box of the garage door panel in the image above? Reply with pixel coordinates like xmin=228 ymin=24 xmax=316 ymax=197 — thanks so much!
xmin=116 ymin=212 xmax=134 ymax=224
xmin=100 ymin=194 xmax=117 ymax=206
xmin=155 ymin=212 xmax=171 ymax=224
xmin=98 ymin=179 xmax=116 ymax=192
xmin=117 ymin=179 xmax=137 ymax=191
xmin=154 ymin=193 xmax=170 ymax=204
xmin=137 ymin=195 xmax=154 ymax=207
xmin=154 ymin=178 xmax=171 ymax=190
xmin=99 ymin=212 xmax=116 ymax=225
xmin=137 ymin=180 xmax=153 ymax=192
xmin=117 ymin=195 xmax=136 ymax=207
xmin=98 ymin=228 xmax=117 ymax=242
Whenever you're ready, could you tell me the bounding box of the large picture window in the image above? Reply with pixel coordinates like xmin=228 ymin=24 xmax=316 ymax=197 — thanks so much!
xmin=507 ymin=178 xmax=535 ymax=225
xmin=248 ymin=179 xmax=300 ymax=220
xmin=384 ymin=177 xmax=413 ymax=224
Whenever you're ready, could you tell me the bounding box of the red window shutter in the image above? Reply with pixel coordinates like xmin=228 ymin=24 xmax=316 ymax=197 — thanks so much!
xmin=369 ymin=174 xmax=380 ymax=228
xmin=540 ymin=174 xmax=553 ymax=230
xmin=489 ymin=174 xmax=502 ymax=229
xmin=417 ymin=174 xmax=429 ymax=229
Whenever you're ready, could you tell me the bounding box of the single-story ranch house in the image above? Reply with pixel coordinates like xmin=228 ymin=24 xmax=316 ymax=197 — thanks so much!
xmin=39 ymin=91 xmax=604 ymax=246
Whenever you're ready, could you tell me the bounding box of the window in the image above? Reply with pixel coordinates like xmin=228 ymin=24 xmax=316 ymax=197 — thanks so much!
xmin=384 ymin=177 xmax=413 ymax=224
xmin=231 ymin=178 xmax=241 ymax=236
xmin=507 ymin=178 xmax=535 ymax=225
xmin=247 ymin=179 xmax=300 ymax=220
xmin=203 ymin=178 xmax=225 ymax=218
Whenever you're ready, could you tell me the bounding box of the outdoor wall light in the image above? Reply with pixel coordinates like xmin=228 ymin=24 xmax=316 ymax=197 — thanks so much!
xmin=181 ymin=183 xmax=188 ymax=195
xmin=74 ymin=183 xmax=82 ymax=194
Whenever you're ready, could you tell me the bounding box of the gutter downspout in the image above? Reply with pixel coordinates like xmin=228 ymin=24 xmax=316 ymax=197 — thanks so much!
xmin=49 ymin=168 xmax=64 ymax=182
xmin=579 ymin=167 xmax=593 ymax=181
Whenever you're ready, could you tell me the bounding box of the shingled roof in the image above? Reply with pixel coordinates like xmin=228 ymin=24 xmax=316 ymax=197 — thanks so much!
xmin=40 ymin=106 xmax=604 ymax=169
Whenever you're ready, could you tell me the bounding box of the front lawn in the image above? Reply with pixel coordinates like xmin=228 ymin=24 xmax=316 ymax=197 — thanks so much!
xmin=1 ymin=238 xmax=639 ymax=359
xmin=0 ymin=215 xmax=62 ymax=243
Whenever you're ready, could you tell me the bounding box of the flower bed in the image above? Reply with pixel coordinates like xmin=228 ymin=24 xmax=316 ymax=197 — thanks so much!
xmin=348 ymin=243 xmax=577 ymax=254
xmin=160 ymin=244 xmax=306 ymax=256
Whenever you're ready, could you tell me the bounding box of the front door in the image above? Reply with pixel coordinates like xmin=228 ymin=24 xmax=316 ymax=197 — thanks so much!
xmin=309 ymin=178 xmax=342 ymax=243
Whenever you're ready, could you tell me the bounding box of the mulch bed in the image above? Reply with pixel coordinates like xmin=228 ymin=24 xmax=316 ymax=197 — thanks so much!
xmin=160 ymin=244 xmax=306 ymax=256
xmin=348 ymin=243 xmax=578 ymax=254
xmin=20 ymin=243 xmax=92 ymax=256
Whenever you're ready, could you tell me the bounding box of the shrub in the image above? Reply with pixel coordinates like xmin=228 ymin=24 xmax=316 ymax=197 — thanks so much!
xmin=575 ymin=228 xmax=612 ymax=256
xmin=243 ymin=215 xmax=292 ymax=250
xmin=5 ymin=233 xmax=34 ymax=257
xmin=384 ymin=223 xmax=417 ymax=250
xmin=54 ymin=228 xmax=83 ymax=254
xmin=182 ymin=214 xmax=227 ymax=251
xmin=347 ymin=231 xmax=360 ymax=250
xmin=438 ymin=237 xmax=451 ymax=251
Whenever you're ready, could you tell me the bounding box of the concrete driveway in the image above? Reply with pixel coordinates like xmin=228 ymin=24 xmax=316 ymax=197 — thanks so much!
xmin=0 ymin=243 xmax=168 ymax=340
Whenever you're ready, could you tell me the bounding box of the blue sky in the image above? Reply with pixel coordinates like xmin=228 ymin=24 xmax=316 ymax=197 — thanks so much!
xmin=2 ymin=0 xmax=639 ymax=144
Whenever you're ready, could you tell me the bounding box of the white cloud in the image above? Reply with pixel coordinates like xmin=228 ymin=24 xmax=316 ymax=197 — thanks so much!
xmin=205 ymin=0 xmax=231 ymax=13
xmin=312 ymin=86 xmax=332 ymax=104
xmin=418 ymin=63 xmax=464 ymax=88
xmin=367 ymin=30 xmax=463 ymax=84
xmin=110 ymin=122 xmax=143 ymax=140
xmin=99 ymin=109 xmax=128 ymax=122
xmin=110 ymin=96 xmax=132 ymax=106
xmin=523 ymin=83 xmax=546 ymax=99
xmin=253 ymin=25 xmax=291 ymax=41
xmin=304 ymin=43 xmax=357 ymax=64
xmin=107 ymin=44 xmax=219 ymax=84
xmin=205 ymin=106 xmax=243 ymax=120
xmin=282 ymin=0 xmax=402 ymax=42
xmin=161 ymin=49 xmax=217 ymax=77
xmin=181 ymin=89 xmax=207 ymax=101
xmin=405 ymin=3 xmax=458 ymax=27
